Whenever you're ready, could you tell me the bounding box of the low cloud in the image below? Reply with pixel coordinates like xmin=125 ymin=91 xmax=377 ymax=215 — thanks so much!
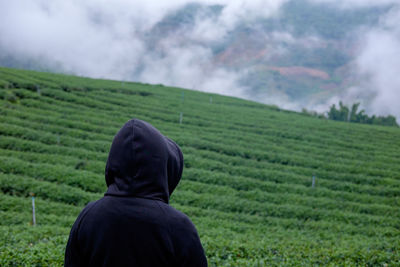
xmin=307 ymin=0 xmax=397 ymax=9
xmin=1 ymin=0 xmax=286 ymax=101
xmin=0 ymin=0 xmax=399 ymax=121
xmin=138 ymin=42 xmax=248 ymax=96
xmin=314 ymin=6 xmax=400 ymax=121
xmin=356 ymin=7 xmax=400 ymax=119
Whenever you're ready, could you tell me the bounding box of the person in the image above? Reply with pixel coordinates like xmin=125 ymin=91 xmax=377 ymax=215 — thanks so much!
xmin=65 ymin=119 xmax=207 ymax=266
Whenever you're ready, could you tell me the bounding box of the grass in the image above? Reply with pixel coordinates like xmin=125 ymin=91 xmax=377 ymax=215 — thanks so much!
xmin=0 ymin=66 xmax=399 ymax=266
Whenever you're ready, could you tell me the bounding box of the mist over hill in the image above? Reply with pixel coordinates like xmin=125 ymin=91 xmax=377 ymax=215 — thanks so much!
xmin=1 ymin=0 xmax=399 ymax=119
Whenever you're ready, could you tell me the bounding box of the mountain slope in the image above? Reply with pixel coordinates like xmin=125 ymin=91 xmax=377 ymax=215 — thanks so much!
xmin=0 ymin=67 xmax=399 ymax=266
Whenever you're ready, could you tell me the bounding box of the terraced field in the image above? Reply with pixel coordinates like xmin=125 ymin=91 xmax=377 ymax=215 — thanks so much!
xmin=0 ymin=67 xmax=399 ymax=266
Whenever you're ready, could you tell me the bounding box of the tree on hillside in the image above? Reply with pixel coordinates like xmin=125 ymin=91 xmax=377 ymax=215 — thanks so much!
xmin=349 ymin=102 xmax=360 ymax=122
xmin=371 ymin=115 xmax=398 ymax=126
xmin=328 ymin=101 xmax=349 ymax=121
xmin=327 ymin=101 xmax=398 ymax=127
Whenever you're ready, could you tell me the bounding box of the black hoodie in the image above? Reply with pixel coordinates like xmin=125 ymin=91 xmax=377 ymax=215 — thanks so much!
xmin=65 ymin=119 xmax=207 ymax=267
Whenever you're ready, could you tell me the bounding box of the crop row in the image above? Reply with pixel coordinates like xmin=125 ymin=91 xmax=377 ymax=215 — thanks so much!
xmin=0 ymin=193 xmax=82 ymax=217
xmin=0 ymin=148 xmax=104 ymax=175
xmin=1 ymin=127 xmax=398 ymax=204
xmin=7 ymin=86 xmax=399 ymax=160
xmin=93 ymin=87 xmax=400 ymax=147
xmin=172 ymin=189 xmax=400 ymax=229
xmin=5 ymin=88 xmax=399 ymax=170
xmin=1 ymin=114 xmax=397 ymax=194
xmin=2 ymin=134 xmax=398 ymax=204
xmin=3 ymin=68 xmax=399 ymax=147
xmin=4 ymin=88 xmax=399 ymax=169
xmin=2 ymin=110 xmax=398 ymax=195
xmin=182 ymin=167 xmax=399 ymax=207
xmin=0 ymin=156 xmax=105 ymax=193
xmin=183 ymin=154 xmax=400 ymax=196
xmin=1 ymin=160 xmax=398 ymax=231
xmin=2 ymin=161 xmax=398 ymax=225
xmin=0 ymin=210 xmax=74 ymax=228
xmin=2 ymin=191 xmax=398 ymax=247
xmin=2 ymin=146 xmax=398 ymax=220
xmin=178 ymin=178 xmax=400 ymax=218
xmin=2 ymin=205 xmax=396 ymax=267
xmin=0 ymin=135 xmax=106 ymax=162
xmin=0 ymin=224 xmax=68 ymax=266
xmin=2 ymin=141 xmax=397 ymax=205
xmin=2 ymin=67 xmax=400 ymax=267
xmin=46 ymin=89 xmax=400 ymax=155
xmin=0 ymin=172 xmax=100 ymax=205
xmin=83 ymin=86 xmax=400 ymax=151
xmin=3 ymin=104 xmax=398 ymax=189
xmin=183 ymin=147 xmax=400 ymax=194
xmin=2 ymin=145 xmax=398 ymax=222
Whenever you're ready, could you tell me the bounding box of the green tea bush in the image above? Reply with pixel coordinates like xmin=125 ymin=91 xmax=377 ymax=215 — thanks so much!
xmin=1 ymin=67 xmax=399 ymax=266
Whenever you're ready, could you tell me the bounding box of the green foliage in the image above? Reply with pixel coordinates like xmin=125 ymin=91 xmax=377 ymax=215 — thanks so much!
xmin=328 ymin=102 xmax=399 ymax=127
xmin=328 ymin=101 xmax=349 ymax=121
xmin=0 ymin=67 xmax=400 ymax=266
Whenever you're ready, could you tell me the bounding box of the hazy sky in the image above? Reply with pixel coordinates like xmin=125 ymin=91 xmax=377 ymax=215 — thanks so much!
xmin=0 ymin=0 xmax=399 ymax=120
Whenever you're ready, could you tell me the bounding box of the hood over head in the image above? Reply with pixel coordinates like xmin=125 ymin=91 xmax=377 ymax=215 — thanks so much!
xmin=105 ymin=119 xmax=183 ymax=203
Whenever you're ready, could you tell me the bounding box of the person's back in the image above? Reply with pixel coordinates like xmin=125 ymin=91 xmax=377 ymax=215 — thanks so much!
xmin=65 ymin=119 xmax=207 ymax=267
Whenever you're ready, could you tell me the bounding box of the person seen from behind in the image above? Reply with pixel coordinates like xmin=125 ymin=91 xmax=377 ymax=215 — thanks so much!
xmin=65 ymin=119 xmax=207 ymax=266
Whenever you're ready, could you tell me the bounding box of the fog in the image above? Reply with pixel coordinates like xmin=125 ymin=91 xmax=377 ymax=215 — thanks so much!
xmin=313 ymin=6 xmax=400 ymax=120
xmin=0 ymin=0 xmax=399 ymax=120
xmin=355 ymin=7 xmax=400 ymax=119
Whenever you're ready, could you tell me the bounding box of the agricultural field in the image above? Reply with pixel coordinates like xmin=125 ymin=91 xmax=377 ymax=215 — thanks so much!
xmin=0 ymin=66 xmax=399 ymax=266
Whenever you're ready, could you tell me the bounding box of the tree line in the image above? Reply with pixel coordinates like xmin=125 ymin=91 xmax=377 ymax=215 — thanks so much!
xmin=302 ymin=102 xmax=398 ymax=127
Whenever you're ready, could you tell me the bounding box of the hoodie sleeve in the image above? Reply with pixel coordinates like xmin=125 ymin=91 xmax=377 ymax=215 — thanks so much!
xmin=65 ymin=201 xmax=97 ymax=267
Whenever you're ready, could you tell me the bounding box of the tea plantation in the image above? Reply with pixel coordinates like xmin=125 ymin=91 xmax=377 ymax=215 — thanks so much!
xmin=0 ymin=67 xmax=399 ymax=266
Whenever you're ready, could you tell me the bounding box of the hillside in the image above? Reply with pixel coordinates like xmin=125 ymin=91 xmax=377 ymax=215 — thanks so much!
xmin=0 ymin=67 xmax=400 ymax=266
